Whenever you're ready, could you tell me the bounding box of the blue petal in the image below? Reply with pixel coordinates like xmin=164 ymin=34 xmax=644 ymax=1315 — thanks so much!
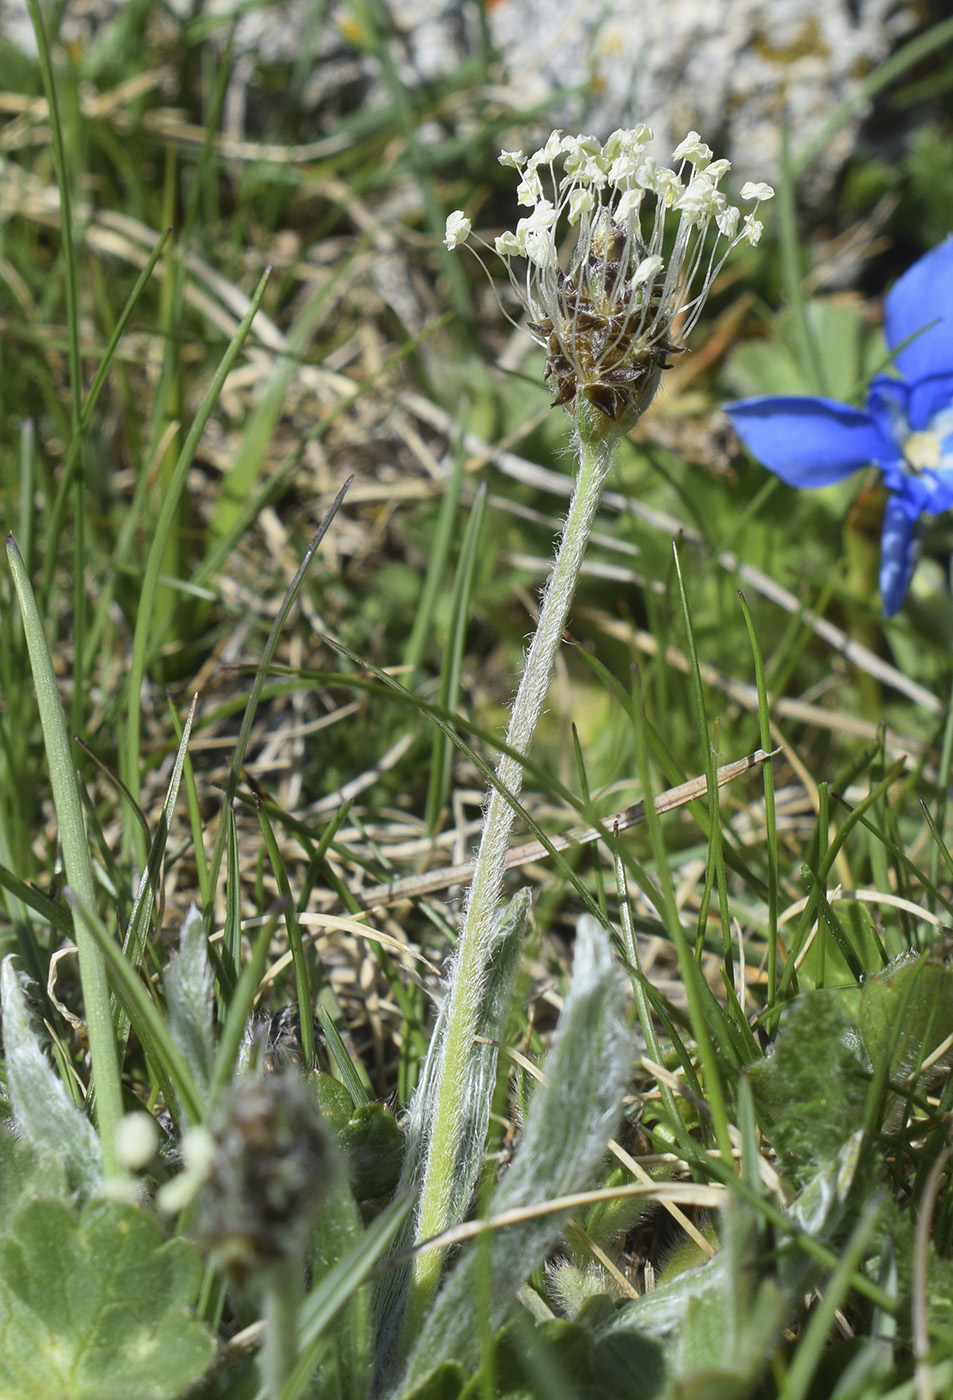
xmin=931 ymin=468 xmax=953 ymax=514
xmin=870 ymin=370 xmax=953 ymax=437
xmin=866 ymin=376 xmax=910 ymax=441
xmin=906 ymin=371 xmax=953 ymax=432
xmin=885 ymin=236 xmax=953 ymax=384
xmin=725 ymin=396 xmax=895 ymax=487
xmin=880 ymin=463 xmax=928 ymax=515
xmin=880 ymin=462 xmax=953 ymax=517
xmin=879 ymin=494 xmax=920 ymax=616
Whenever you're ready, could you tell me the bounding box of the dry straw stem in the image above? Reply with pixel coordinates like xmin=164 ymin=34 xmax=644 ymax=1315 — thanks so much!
xmin=359 ymin=747 xmax=776 ymax=907
xmin=394 ymin=1180 xmax=727 ymax=1266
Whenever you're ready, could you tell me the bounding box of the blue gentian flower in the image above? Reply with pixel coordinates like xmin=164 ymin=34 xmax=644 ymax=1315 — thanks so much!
xmin=725 ymin=236 xmax=953 ymax=616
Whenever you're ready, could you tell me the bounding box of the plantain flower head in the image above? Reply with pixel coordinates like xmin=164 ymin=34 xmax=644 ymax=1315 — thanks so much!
xmin=445 ymin=127 xmax=773 ymax=437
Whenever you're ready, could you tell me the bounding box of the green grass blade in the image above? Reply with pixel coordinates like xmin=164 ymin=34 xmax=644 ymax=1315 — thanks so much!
xmin=5 ymin=534 xmax=122 ymax=1172
xmin=190 ymin=319 xmax=451 ymax=596
xmin=66 ymin=888 xmax=202 ymax=1124
xmin=169 ymin=694 xmax=212 ymax=911
xmin=424 ymin=477 xmax=486 ymax=832
xmin=316 ymin=1006 xmax=371 ymax=1110
xmin=210 ymin=247 xmax=361 ymax=541
xmin=221 ymin=805 xmax=242 ymax=1000
xmin=0 ymin=862 xmax=72 ymax=938
xmin=271 ymin=1191 xmax=415 ymax=1400
xmin=780 ymin=757 xmax=908 ymax=999
xmin=669 ymin=544 xmax=734 ymax=1157
xmin=201 ymin=477 xmax=353 ymax=943
xmin=124 ymin=265 xmax=273 ymax=813
xmin=116 ymin=695 xmax=198 ymax=1060
xmin=780 ymin=1206 xmax=880 ymax=1400
xmin=208 ymin=917 xmax=276 ymax=1108
xmin=255 ymin=797 xmax=315 ymax=1070
xmin=738 ymin=591 xmax=780 ymax=1007
xmin=405 ymin=410 xmax=469 ymax=680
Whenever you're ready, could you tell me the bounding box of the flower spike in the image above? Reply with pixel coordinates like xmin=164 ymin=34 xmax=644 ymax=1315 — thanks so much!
xmin=446 ymin=127 xmax=773 ymax=438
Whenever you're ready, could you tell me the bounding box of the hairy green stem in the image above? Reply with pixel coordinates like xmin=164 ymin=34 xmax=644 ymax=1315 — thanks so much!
xmin=405 ymin=426 xmax=614 ymax=1335
xmin=261 ymin=1255 xmax=303 ymax=1399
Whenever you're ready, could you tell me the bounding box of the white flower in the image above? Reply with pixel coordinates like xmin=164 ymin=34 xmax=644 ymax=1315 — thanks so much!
xmin=615 ymin=187 xmax=645 ymax=224
xmin=446 ymin=125 xmax=774 ymax=429
xmin=674 ymin=175 xmax=721 ymax=221
xmin=114 ymin=1112 xmax=159 ymax=1171
xmin=536 ymin=129 xmax=568 ymax=163
xmin=632 ymin=254 xmax=664 ymax=288
xmin=516 ymin=169 xmax=544 ymax=206
xmin=742 ymin=213 xmax=765 ymax=246
xmin=444 ymin=210 xmax=472 ymax=250
xmin=740 ymin=181 xmax=775 ymax=203
xmin=716 ymin=206 xmax=741 ymax=239
xmin=672 ymin=131 xmax=713 ymax=168
xmin=568 ymin=187 xmax=596 ymax=223
xmin=604 ymin=126 xmax=653 ymax=164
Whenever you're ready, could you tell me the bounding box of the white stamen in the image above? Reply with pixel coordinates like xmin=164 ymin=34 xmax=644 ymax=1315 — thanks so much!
xmin=445 ymin=125 xmax=774 ymax=420
xmin=444 ymin=211 xmax=471 ymax=250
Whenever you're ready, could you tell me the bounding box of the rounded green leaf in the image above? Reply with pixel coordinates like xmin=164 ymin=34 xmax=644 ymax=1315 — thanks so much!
xmin=0 ymin=1196 xmax=214 ymax=1400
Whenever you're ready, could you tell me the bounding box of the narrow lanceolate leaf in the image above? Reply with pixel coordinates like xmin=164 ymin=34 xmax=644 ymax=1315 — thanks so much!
xmin=6 ymin=535 xmax=122 ymax=1174
xmin=408 ymin=889 xmax=530 ymax=1218
xmin=0 ymin=958 xmax=102 ymax=1198
xmin=375 ymin=890 xmax=530 ymax=1375
xmin=165 ymin=905 xmax=216 ymax=1097
xmin=394 ymin=917 xmax=629 ymax=1394
xmin=124 ymin=694 xmax=197 ymax=967
xmin=117 ymin=694 xmax=198 ymax=1063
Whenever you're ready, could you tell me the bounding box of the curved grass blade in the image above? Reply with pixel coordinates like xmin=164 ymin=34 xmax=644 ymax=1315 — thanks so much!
xmin=124 ymin=266 xmax=273 ymax=814
xmin=268 ymin=1191 xmax=415 ymax=1400
xmin=424 ymin=478 xmax=486 ymax=833
xmin=6 ymin=535 xmax=122 ymax=1173
xmin=201 ymin=477 xmax=353 ymax=941
xmin=117 ymin=695 xmax=198 ymax=1064
xmin=65 ymin=890 xmax=202 ymax=1124
xmin=255 ymin=796 xmax=315 ymax=1070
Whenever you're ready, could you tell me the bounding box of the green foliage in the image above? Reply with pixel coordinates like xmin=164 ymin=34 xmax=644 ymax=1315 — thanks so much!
xmin=0 ymin=1141 xmax=214 ymax=1400
xmin=724 ymin=298 xmax=880 ymax=405
xmin=0 ymin=959 xmax=103 ymax=1198
xmin=2 ymin=2 xmax=953 ymax=1398
xmin=748 ymin=993 xmax=869 ymax=1177
xmin=591 ymin=1203 xmax=786 ymax=1398
xmin=0 ymin=1129 xmax=70 ymax=1216
xmin=337 ymin=1102 xmax=404 ymax=1202
xmin=394 ymin=919 xmax=629 ymax=1395
xmin=904 ymin=122 xmax=953 ymax=251
xmin=859 ymin=948 xmax=953 ymax=1087
xmin=750 ymin=950 xmax=953 ymax=1191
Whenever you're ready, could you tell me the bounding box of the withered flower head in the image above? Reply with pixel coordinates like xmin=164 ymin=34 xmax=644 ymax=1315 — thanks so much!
xmin=170 ymin=1073 xmax=337 ymax=1286
xmin=446 ymin=128 xmax=773 ymax=437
